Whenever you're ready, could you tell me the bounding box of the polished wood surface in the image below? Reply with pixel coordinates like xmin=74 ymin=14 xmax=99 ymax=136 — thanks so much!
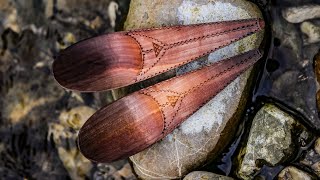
xmin=78 ymin=49 xmax=262 ymax=163
xmin=53 ymin=18 xmax=265 ymax=92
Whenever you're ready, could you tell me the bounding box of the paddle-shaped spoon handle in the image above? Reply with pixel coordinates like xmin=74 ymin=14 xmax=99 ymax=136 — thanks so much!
xmin=53 ymin=19 xmax=264 ymax=92
xmin=78 ymin=49 xmax=263 ymax=163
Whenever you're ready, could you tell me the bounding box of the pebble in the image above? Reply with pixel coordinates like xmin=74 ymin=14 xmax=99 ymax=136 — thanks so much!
xmin=237 ymin=104 xmax=311 ymax=179
xmin=94 ymin=163 xmax=137 ymax=180
xmin=48 ymin=106 xmax=96 ymax=179
xmin=183 ymin=171 xmax=234 ymax=180
xmin=300 ymin=138 xmax=320 ymax=177
xmin=282 ymin=5 xmax=320 ymax=23
xmin=300 ymin=21 xmax=320 ymax=44
xmin=316 ymin=138 xmax=320 ymax=155
xmin=278 ymin=166 xmax=314 ymax=180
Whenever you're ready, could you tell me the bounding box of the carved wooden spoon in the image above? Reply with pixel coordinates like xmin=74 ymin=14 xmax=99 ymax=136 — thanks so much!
xmin=53 ymin=18 xmax=264 ymax=92
xmin=78 ymin=49 xmax=263 ymax=163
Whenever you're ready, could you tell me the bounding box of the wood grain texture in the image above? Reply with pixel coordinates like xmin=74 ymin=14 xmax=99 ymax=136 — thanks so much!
xmin=78 ymin=49 xmax=263 ymax=163
xmin=53 ymin=18 xmax=265 ymax=92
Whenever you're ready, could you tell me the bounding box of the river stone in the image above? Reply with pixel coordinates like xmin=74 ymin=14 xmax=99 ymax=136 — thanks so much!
xmin=94 ymin=163 xmax=137 ymax=180
xmin=184 ymin=171 xmax=234 ymax=180
xmin=237 ymin=104 xmax=311 ymax=180
xmin=301 ymin=21 xmax=320 ymax=44
xmin=282 ymin=5 xmax=320 ymax=23
xmin=278 ymin=166 xmax=314 ymax=180
xmin=124 ymin=0 xmax=264 ymax=179
xmin=0 ymin=0 xmax=20 ymax=32
xmin=316 ymin=138 xmax=320 ymax=155
xmin=300 ymin=137 xmax=320 ymax=177
xmin=264 ymin=7 xmax=320 ymax=131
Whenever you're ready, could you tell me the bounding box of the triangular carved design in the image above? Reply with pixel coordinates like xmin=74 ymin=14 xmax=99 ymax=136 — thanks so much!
xmin=167 ymin=96 xmax=180 ymax=107
xmin=153 ymin=42 xmax=164 ymax=57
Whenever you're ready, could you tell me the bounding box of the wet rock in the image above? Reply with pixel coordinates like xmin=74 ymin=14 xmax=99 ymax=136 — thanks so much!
xmin=94 ymin=162 xmax=137 ymax=180
xmin=256 ymin=6 xmax=320 ymax=131
xmin=312 ymin=162 xmax=320 ymax=178
xmin=316 ymin=138 xmax=320 ymax=155
xmin=278 ymin=166 xmax=314 ymax=180
xmin=184 ymin=171 xmax=234 ymax=180
xmin=282 ymin=5 xmax=320 ymax=23
xmin=116 ymin=163 xmax=137 ymax=180
xmin=300 ymin=138 xmax=320 ymax=177
xmin=0 ymin=0 xmax=20 ymax=32
xmin=301 ymin=22 xmax=320 ymax=44
xmin=125 ymin=0 xmax=264 ymax=179
xmin=237 ymin=104 xmax=311 ymax=180
xmin=48 ymin=106 xmax=95 ymax=179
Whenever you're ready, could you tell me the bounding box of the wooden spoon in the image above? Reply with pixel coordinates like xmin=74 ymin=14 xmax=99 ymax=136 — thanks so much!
xmin=78 ymin=49 xmax=263 ymax=163
xmin=53 ymin=18 xmax=264 ymax=92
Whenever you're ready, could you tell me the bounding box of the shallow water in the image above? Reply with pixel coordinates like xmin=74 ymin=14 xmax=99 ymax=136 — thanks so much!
xmin=203 ymin=0 xmax=320 ymax=179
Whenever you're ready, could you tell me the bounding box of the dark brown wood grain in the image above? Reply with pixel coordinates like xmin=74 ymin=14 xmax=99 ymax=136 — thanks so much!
xmin=78 ymin=49 xmax=263 ymax=163
xmin=53 ymin=18 xmax=265 ymax=92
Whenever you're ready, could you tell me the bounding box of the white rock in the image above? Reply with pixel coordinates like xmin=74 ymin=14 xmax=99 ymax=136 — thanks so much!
xmin=282 ymin=5 xmax=320 ymax=23
xmin=108 ymin=1 xmax=119 ymax=28
xmin=301 ymin=21 xmax=320 ymax=44
xmin=125 ymin=0 xmax=264 ymax=179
